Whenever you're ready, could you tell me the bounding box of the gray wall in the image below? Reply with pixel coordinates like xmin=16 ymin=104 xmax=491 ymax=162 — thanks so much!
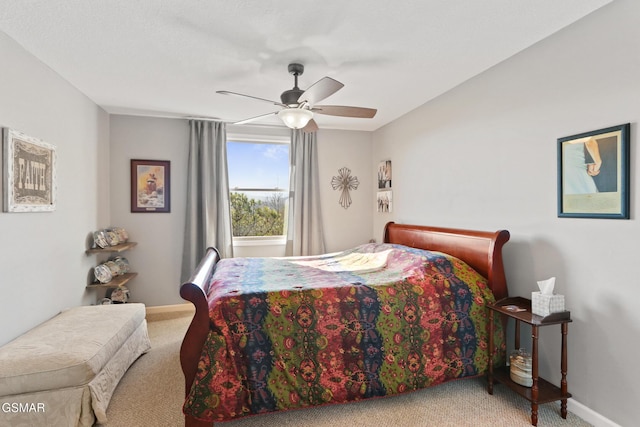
xmin=0 ymin=32 xmax=110 ymax=345
xmin=317 ymin=129 xmax=374 ymax=250
xmin=372 ymin=1 xmax=638 ymax=425
xmin=108 ymin=115 xmax=189 ymax=307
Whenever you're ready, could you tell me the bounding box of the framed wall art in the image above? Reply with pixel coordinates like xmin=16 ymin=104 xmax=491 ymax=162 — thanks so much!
xmin=130 ymin=159 xmax=170 ymax=213
xmin=557 ymin=123 xmax=630 ymax=219
xmin=377 ymin=160 xmax=392 ymax=189
xmin=331 ymin=167 xmax=359 ymax=209
xmin=377 ymin=190 xmax=392 ymax=213
xmin=2 ymin=128 xmax=57 ymax=212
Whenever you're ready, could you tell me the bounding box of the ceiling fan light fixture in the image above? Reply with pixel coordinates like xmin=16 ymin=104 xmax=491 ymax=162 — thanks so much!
xmin=278 ymin=108 xmax=313 ymax=129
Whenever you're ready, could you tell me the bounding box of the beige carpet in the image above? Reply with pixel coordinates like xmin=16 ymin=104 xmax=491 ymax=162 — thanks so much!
xmin=103 ymin=312 xmax=592 ymax=427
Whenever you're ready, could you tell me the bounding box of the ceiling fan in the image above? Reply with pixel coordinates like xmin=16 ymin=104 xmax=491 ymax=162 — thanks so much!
xmin=217 ymin=63 xmax=377 ymax=132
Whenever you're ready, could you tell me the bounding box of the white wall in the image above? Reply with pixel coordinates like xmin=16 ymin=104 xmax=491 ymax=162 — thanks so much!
xmin=0 ymin=32 xmax=109 ymax=345
xmin=372 ymin=1 xmax=638 ymax=425
xmin=108 ymin=118 xmax=372 ymax=305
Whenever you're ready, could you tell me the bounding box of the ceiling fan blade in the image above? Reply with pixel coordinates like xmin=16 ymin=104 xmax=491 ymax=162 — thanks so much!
xmin=312 ymin=105 xmax=377 ymax=119
xmin=233 ymin=111 xmax=278 ymax=125
xmin=217 ymin=90 xmax=287 ymax=108
xmin=302 ymin=119 xmax=319 ymax=133
xmin=297 ymin=77 xmax=344 ymax=105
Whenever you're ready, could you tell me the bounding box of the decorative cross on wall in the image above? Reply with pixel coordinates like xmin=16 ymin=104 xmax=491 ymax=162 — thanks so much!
xmin=331 ymin=167 xmax=359 ymax=209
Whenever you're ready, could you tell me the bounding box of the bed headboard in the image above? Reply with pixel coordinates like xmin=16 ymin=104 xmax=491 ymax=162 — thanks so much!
xmin=383 ymin=222 xmax=510 ymax=300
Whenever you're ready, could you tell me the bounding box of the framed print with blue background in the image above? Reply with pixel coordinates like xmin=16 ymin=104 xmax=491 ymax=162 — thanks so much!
xmin=557 ymin=123 xmax=630 ymax=219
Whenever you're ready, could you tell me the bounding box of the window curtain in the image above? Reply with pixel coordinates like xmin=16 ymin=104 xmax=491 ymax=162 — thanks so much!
xmin=181 ymin=120 xmax=233 ymax=282
xmin=285 ymin=130 xmax=326 ymax=256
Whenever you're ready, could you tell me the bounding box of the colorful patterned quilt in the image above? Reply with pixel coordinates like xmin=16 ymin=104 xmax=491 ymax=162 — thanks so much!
xmin=183 ymin=243 xmax=505 ymax=422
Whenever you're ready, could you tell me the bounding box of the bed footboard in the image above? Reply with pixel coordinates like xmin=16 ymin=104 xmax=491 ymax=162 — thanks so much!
xmin=179 ymin=247 xmax=220 ymax=427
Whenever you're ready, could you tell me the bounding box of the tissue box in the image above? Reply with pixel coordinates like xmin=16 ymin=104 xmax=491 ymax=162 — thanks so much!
xmin=531 ymin=291 xmax=565 ymax=316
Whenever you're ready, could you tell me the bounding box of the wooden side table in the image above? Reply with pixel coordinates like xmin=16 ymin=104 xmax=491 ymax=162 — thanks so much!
xmin=487 ymin=296 xmax=572 ymax=426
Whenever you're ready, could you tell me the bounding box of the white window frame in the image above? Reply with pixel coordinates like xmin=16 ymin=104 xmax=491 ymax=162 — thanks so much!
xmin=227 ymin=130 xmax=290 ymax=245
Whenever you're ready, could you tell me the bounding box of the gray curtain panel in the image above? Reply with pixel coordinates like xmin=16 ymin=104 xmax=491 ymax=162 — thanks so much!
xmin=181 ymin=120 xmax=233 ymax=282
xmin=285 ymin=130 xmax=326 ymax=256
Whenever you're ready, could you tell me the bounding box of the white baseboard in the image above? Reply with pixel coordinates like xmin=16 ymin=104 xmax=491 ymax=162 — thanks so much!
xmin=568 ymin=398 xmax=621 ymax=427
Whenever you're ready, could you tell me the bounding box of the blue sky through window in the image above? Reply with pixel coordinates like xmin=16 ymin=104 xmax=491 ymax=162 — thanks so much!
xmin=227 ymin=141 xmax=289 ymax=189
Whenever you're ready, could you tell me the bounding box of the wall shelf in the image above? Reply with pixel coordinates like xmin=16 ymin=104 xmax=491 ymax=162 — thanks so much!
xmin=86 ymin=272 xmax=138 ymax=289
xmin=86 ymin=242 xmax=137 ymax=254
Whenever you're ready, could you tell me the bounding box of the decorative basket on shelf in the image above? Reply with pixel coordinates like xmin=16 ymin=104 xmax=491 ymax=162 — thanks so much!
xmin=509 ymin=349 xmax=533 ymax=387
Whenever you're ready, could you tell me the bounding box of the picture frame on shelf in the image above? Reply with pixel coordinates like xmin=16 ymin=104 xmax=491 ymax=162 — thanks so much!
xmin=130 ymin=159 xmax=170 ymax=213
xmin=2 ymin=128 xmax=57 ymax=212
xmin=557 ymin=123 xmax=630 ymax=219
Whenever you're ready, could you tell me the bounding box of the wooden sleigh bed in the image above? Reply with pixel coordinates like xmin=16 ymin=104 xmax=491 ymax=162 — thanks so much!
xmin=179 ymin=222 xmax=510 ymax=426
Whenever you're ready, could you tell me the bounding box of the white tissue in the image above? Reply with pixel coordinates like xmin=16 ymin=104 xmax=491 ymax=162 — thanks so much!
xmin=532 ymin=277 xmax=564 ymax=316
xmin=537 ymin=277 xmax=556 ymax=295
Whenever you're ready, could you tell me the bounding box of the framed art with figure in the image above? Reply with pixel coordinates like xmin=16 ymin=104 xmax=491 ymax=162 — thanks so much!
xmin=377 ymin=160 xmax=392 ymax=189
xmin=130 ymin=159 xmax=170 ymax=213
xmin=557 ymin=123 xmax=630 ymax=219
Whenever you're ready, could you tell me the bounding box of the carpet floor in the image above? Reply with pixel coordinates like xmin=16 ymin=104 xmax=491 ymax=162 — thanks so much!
xmin=102 ymin=312 xmax=592 ymax=427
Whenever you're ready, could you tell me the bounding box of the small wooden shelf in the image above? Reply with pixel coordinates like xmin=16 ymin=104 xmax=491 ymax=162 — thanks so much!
xmin=86 ymin=242 xmax=137 ymax=254
xmin=86 ymin=237 xmax=137 ymax=302
xmin=492 ymin=366 xmax=571 ymax=405
xmin=487 ymin=296 xmax=572 ymax=426
xmin=491 ymin=296 xmax=570 ymax=325
xmin=87 ymin=272 xmax=138 ymax=289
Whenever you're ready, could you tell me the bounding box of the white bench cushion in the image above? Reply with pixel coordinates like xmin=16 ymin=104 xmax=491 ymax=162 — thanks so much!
xmin=0 ymin=303 xmax=147 ymax=397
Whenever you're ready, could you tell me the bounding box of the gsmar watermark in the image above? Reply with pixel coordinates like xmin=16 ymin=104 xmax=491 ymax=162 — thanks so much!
xmin=2 ymin=402 xmax=46 ymax=413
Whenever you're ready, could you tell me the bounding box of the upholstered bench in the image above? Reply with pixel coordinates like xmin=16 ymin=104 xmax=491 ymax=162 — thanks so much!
xmin=0 ymin=303 xmax=150 ymax=427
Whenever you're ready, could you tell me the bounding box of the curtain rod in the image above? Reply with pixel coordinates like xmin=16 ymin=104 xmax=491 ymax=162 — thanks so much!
xmin=114 ymin=111 xmax=287 ymax=130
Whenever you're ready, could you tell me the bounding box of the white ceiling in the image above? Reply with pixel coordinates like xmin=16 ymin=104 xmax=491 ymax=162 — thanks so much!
xmin=0 ymin=0 xmax=612 ymax=131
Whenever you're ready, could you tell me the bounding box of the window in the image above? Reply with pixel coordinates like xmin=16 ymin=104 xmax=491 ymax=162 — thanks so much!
xmin=227 ymin=137 xmax=290 ymax=238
